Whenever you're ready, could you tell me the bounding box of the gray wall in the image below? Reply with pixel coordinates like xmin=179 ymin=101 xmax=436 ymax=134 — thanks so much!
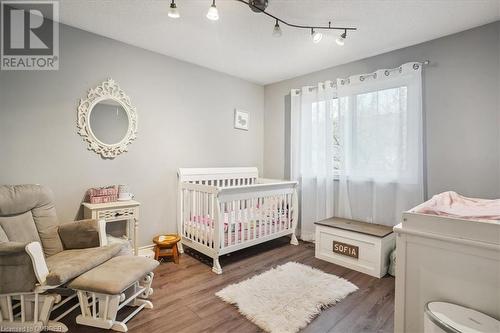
xmin=264 ymin=22 xmax=500 ymax=199
xmin=0 ymin=24 xmax=264 ymax=246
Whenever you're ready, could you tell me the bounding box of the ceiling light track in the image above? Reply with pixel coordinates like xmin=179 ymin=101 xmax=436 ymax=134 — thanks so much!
xmin=236 ymin=0 xmax=357 ymax=33
xmin=167 ymin=0 xmax=356 ymax=44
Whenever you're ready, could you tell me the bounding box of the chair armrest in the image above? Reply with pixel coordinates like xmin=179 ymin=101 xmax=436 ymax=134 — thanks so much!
xmin=58 ymin=219 xmax=101 ymax=249
xmin=0 ymin=241 xmax=47 ymax=293
xmin=0 ymin=241 xmax=28 ymax=255
xmin=98 ymin=219 xmax=107 ymax=246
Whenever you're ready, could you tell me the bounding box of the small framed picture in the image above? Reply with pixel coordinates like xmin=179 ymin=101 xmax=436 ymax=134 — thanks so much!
xmin=234 ymin=109 xmax=249 ymax=131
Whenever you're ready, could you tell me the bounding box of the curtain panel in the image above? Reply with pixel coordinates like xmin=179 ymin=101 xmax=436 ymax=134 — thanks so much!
xmin=291 ymin=62 xmax=424 ymax=241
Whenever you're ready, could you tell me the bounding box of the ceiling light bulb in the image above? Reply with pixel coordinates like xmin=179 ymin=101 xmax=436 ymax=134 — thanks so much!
xmin=272 ymin=20 xmax=282 ymax=37
xmin=168 ymin=1 xmax=180 ymax=19
xmin=311 ymin=30 xmax=323 ymax=44
xmin=206 ymin=0 xmax=219 ymax=21
xmin=336 ymin=31 xmax=347 ymax=46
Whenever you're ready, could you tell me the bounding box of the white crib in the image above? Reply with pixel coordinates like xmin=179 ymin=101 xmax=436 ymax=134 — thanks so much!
xmin=177 ymin=167 xmax=299 ymax=274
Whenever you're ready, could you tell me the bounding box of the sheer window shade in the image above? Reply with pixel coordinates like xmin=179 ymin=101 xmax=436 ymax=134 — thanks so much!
xmin=291 ymin=63 xmax=424 ymax=239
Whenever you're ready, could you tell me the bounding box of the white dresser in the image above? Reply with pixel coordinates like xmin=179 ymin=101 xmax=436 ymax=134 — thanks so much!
xmin=394 ymin=212 xmax=500 ymax=333
xmin=82 ymin=200 xmax=140 ymax=255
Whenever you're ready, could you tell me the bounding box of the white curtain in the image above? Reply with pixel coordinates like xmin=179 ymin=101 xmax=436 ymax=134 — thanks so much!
xmin=290 ymin=83 xmax=336 ymax=241
xmin=291 ymin=62 xmax=424 ymax=239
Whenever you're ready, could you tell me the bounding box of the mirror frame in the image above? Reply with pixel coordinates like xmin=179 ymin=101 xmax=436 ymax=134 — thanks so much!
xmin=77 ymin=78 xmax=138 ymax=158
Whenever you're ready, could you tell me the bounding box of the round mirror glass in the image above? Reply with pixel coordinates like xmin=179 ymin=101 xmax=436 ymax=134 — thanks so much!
xmin=89 ymin=99 xmax=129 ymax=145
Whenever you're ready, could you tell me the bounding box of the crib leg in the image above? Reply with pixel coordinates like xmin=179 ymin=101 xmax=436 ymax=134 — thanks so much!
xmin=178 ymin=242 xmax=184 ymax=254
xmin=290 ymin=233 xmax=299 ymax=245
xmin=212 ymin=257 xmax=222 ymax=275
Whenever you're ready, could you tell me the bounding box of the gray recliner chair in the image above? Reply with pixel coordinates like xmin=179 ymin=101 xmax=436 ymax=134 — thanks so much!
xmin=0 ymin=185 xmax=122 ymax=332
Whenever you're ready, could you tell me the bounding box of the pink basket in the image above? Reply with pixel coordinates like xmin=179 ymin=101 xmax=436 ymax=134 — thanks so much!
xmin=89 ymin=195 xmax=118 ymax=204
xmin=87 ymin=186 xmax=118 ymax=203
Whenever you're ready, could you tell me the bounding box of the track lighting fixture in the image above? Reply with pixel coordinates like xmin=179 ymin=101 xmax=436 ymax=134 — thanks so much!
xmin=168 ymin=0 xmax=180 ymax=19
xmin=169 ymin=0 xmax=356 ymax=45
xmin=336 ymin=30 xmax=347 ymax=46
xmin=272 ymin=19 xmax=282 ymax=37
xmin=206 ymin=0 xmax=219 ymax=21
xmin=311 ymin=29 xmax=323 ymax=44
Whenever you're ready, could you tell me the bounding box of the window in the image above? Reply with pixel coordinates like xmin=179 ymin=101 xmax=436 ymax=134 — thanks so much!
xmin=332 ymin=86 xmax=409 ymax=179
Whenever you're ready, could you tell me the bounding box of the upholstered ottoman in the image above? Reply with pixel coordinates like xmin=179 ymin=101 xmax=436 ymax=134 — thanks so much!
xmin=68 ymin=256 xmax=159 ymax=332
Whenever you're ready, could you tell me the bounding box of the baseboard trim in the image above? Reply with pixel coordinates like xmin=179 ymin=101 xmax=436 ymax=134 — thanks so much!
xmin=138 ymin=244 xmax=155 ymax=258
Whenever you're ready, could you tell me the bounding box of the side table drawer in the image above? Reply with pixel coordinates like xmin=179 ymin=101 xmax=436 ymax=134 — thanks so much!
xmin=97 ymin=207 xmax=137 ymax=221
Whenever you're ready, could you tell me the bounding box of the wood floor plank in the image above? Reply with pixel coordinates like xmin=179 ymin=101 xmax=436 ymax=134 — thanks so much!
xmin=62 ymin=237 xmax=394 ymax=333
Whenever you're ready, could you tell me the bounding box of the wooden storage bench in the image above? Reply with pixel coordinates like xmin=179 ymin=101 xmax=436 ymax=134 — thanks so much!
xmin=315 ymin=217 xmax=395 ymax=278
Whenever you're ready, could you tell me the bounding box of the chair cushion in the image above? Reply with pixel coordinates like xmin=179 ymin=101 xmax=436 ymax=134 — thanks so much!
xmin=0 ymin=185 xmax=63 ymax=257
xmin=0 ymin=211 xmax=41 ymax=243
xmin=45 ymin=244 xmax=121 ymax=286
xmin=68 ymin=256 xmax=159 ymax=295
xmin=0 ymin=242 xmax=39 ymax=294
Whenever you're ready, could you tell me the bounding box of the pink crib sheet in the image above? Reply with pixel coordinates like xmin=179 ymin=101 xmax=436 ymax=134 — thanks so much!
xmin=412 ymin=191 xmax=500 ymax=221
xmin=185 ymin=210 xmax=290 ymax=246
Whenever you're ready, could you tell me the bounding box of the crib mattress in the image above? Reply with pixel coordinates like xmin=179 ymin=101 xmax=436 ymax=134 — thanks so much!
xmin=183 ymin=215 xmax=290 ymax=247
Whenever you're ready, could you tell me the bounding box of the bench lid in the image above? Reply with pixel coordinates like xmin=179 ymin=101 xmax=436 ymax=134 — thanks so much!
xmin=315 ymin=217 xmax=393 ymax=238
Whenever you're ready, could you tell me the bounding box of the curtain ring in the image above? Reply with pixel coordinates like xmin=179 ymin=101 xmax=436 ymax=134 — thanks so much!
xmin=359 ymin=76 xmax=365 ymax=81
xmin=384 ymin=70 xmax=390 ymax=76
xmin=399 ymin=67 xmax=402 ymax=73
xmin=413 ymin=63 xmax=420 ymax=70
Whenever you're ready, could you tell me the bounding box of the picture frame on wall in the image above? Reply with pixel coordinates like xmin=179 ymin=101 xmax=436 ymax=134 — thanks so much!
xmin=234 ymin=109 xmax=249 ymax=131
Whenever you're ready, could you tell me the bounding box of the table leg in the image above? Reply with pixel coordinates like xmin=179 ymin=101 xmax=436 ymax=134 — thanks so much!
xmin=134 ymin=218 xmax=139 ymax=256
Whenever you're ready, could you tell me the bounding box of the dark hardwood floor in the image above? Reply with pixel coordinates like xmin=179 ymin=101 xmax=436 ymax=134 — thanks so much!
xmin=62 ymin=237 xmax=394 ymax=333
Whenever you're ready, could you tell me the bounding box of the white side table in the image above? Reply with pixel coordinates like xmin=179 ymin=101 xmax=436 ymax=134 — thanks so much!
xmin=82 ymin=200 xmax=140 ymax=255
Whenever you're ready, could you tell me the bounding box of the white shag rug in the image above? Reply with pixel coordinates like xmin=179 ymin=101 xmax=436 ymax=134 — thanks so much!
xmin=215 ymin=262 xmax=358 ymax=333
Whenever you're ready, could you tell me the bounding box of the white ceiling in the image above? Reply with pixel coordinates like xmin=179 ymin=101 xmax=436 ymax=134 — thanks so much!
xmin=59 ymin=0 xmax=500 ymax=85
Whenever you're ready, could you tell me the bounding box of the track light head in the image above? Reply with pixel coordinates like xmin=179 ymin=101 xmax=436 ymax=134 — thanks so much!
xmin=168 ymin=0 xmax=180 ymax=19
xmin=311 ymin=29 xmax=323 ymax=44
xmin=249 ymin=0 xmax=268 ymax=13
xmin=207 ymin=0 xmax=219 ymax=21
xmin=272 ymin=20 xmax=282 ymax=37
xmin=336 ymin=30 xmax=347 ymax=46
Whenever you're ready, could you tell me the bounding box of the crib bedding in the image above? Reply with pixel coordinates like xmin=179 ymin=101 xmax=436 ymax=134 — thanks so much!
xmin=184 ymin=210 xmax=290 ymax=246
xmin=184 ymin=220 xmax=288 ymax=247
xmin=412 ymin=191 xmax=500 ymax=221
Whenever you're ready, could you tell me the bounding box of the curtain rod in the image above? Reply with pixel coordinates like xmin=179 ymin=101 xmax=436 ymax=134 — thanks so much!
xmin=300 ymin=60 xmax=430 ymax=92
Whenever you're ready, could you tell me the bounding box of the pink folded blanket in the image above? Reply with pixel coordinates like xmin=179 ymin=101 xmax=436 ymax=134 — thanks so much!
xmin=412 ymin=191 xmax=500 ymax=221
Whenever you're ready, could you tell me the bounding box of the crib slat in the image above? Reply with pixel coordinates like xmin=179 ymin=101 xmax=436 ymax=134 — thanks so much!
xmin=285 ymin=193 xmax=289 ymax=230
xmin=235 ymin=200 xmax=239 ymax=245
xmin=210 ymin=194 xmax=215 ymax=248
xmin=198 ymin=190 xmax=201 ymax=243
xmin=287 ymin=193 xmax=292 ymax=230
xmin=276 ymin=196 xmax=280 ymax=233
xmin=278 ymin=195 xmax=283 ymax=232
xmin=205 ymin=191 xmax=209 ymax=246
xmin=227 ymin=201 xmax=232 ymax=247
xmin=272 ymin=197 xmax=275 ymax=234
xmin=257 ymin=197 xmax=262 ymax=238
xmin=191 ymin=190 xmax=196 ymax=240
xmin=244 ymin=199 xmax=248 ymax=242
xmin=252 ymin=198 xmax=256 ymax=240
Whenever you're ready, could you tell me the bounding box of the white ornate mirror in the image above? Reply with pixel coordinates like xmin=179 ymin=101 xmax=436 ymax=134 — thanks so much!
xmin=77 ymin=78 xmax=138 ymax=158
